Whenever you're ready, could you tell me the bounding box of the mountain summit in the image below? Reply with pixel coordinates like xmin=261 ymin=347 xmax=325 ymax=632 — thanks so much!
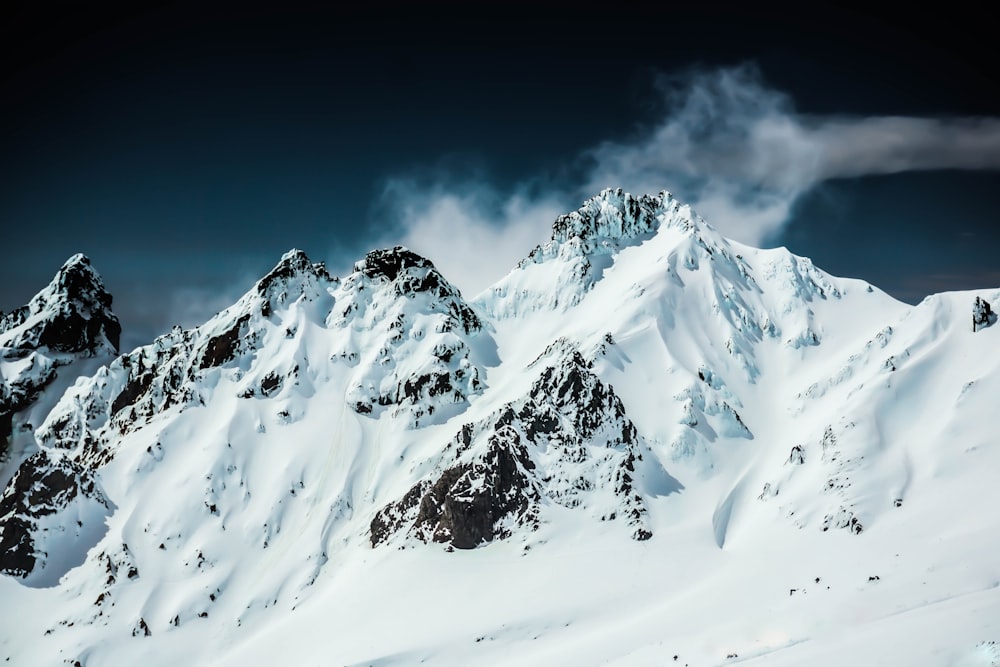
xmin=0 ymin=253 xmax=120 ymax=354
xmin=0 ymin=255 xmax=121 ymax=468
xmin=1 ymin=194 xmax=998 ymax=666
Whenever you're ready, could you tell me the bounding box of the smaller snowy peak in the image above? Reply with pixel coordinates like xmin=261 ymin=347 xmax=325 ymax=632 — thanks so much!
xmin=755 ymin=249 xmax=844 ymax=309
xmin=343 ymin=246 xmax=481 ymax=334
xmin=254 ymin=248 xmax=334 ymax=318
xmin=0 ymin=253 xmax=120 ymax=355
xmin=330 ymin=247 xmax=488 ymax=425
xmin=1 ymin=249 xmax=342 ymax=583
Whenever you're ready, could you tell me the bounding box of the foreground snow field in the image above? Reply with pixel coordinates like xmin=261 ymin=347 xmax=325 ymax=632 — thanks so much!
xmin=1 ymin=189 xmax=998 ymax=666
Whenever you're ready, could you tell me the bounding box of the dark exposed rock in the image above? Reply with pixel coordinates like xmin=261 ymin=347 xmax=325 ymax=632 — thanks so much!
xmin=0 ymin=413 xmax=11 ymax=457
xmin=401 ymin=372 xmax=453 ymax=402
xmin=259 ymin=372 xmax=282 ymax=397
xmin=0 ymin=451 xmax=108 ymax=577
xmin=200 ymin=315 xmax=250 ymax=370
xmin=973 ymin=296 xmax=995 ymax=331
xmin=416 ymin=427 xmax=539 ymax=549
xmin=371 ymin=345 xmax=650 ymax=549
xmin=358 ymin=247 xmax=434 ymax=283
xmin=110 ymin=372 xmax=155 ymax=417
xmin=133 ymin=618 xmax=151 ymax=637
xmin=821 ymin=507 xmax=863 ymax=534
xmin=788 ymin=445 xmax=805 ymax=465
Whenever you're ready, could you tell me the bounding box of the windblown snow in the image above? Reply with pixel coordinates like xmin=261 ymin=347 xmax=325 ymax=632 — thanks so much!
xmin=1 ymin=189 xmax=998 ymax=666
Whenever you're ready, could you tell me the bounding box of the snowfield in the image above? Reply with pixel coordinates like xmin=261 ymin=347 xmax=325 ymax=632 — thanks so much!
xmin=1 ymin=189 xmax=998 ymax=666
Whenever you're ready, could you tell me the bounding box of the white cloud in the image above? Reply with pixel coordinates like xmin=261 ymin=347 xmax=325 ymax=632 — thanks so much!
xmin=376 ymin=63 xmax=1000 ymax=294
xmin=586 ymin=64 xmax=1000 ymax=244
xmin=376 ymin=180 xmax=567 ymax=299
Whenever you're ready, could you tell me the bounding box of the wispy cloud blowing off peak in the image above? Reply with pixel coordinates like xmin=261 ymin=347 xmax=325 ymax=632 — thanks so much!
xmin=379 ymin=64 xmax=1000 ymax=297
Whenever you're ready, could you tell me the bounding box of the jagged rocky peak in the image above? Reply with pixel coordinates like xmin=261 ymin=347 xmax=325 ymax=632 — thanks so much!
xmin=344 ymin=246 xmax=481 ymax=334
xmin=552 ymin=188 xmax=671 ymax=244
xmin=357 ymin=246 xmax=432 ymax=282
xmin=1 ymin=254 xmax=122 ymax=459
xmin=528 ymin=188 xmax=704 ymax=262
xmin=0 ymin=253 xmax=121 ymax=355
xmin=371 ymin=343 xmax=653 ymax=549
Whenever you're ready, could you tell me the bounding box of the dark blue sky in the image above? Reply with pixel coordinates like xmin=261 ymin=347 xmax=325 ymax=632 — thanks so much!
xmin=2 ymin=2 xmax=998 ymax=349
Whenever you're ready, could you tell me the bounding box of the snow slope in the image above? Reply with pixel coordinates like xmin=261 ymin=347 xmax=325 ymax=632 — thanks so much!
xmin=1 ymin=189 xmax=998 ymax=666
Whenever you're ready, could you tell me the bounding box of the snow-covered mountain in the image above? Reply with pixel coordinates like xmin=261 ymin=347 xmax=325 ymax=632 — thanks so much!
xmin=1 ymin=189 xmax=999 ymax=667
xmin=0 ymin=254 xmax=121 ymax=573
xmin=0 ymin=255 xmax=120 ymax=445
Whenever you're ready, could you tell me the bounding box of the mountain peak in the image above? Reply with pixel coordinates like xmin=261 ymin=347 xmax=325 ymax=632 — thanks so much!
xmin=355 ymin=246 xmax=434 ymax=283
xmin=479 ymin=189 xmax=714 ymax=319
xmin=0 ymin=254 xmax=121 ymax=466
xmin=514 ymin=188 xmax=707 ymax=273
xmin=60 ymin=252 xmax=93 ymax=270
xmin=2 ymin=195 xmax=998 ymax=666
xmin=0 ymin=254 xmax=120 ymax=355
xmin=547 ymin=188 xmax=700 ymax=250
xmin=256 ymin=248 xmax=331 ymax=293
xmin=341 ymin=246 xmax=481 ymax=335
xmin=252 ymin=249 xmax=333 ymax=318
xmin=51 ymin=253 xmax=112 ymax=311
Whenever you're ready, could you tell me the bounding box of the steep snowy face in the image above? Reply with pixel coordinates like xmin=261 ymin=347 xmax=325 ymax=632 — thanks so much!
xmin=371 ymin=342 xmax=657 ymax=550
xmin=747 ymin=288 xmax=1000 ymax=541
xmin=0 ymin=250 xmax=334 ymax=581
xmin=0 ymin=255 xmax=120 ymax=467
xmin=330 ymin=246 xmax=487 ymax=425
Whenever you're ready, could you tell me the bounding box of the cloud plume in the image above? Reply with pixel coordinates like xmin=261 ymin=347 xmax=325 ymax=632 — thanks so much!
xmin=375 ymin=180 xmax=568 ymax=298
xmin=378 ymin=63 xmax=1000 ymax=295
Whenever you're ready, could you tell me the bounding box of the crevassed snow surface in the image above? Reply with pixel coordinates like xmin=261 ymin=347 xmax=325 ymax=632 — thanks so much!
xmin=1 ymin=189 xmax=998 ymax=667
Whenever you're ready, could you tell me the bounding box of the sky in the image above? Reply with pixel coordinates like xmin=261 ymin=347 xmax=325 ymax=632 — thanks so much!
xmin=2 ymin=1 xmax=999 ymax=350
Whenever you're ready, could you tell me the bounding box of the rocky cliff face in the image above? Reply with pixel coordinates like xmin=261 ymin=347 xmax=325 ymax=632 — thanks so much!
xmin=371 ymin=345 xmax=652 ymax=549
xmin=0 ymin=450 xmax=111 ymax=579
